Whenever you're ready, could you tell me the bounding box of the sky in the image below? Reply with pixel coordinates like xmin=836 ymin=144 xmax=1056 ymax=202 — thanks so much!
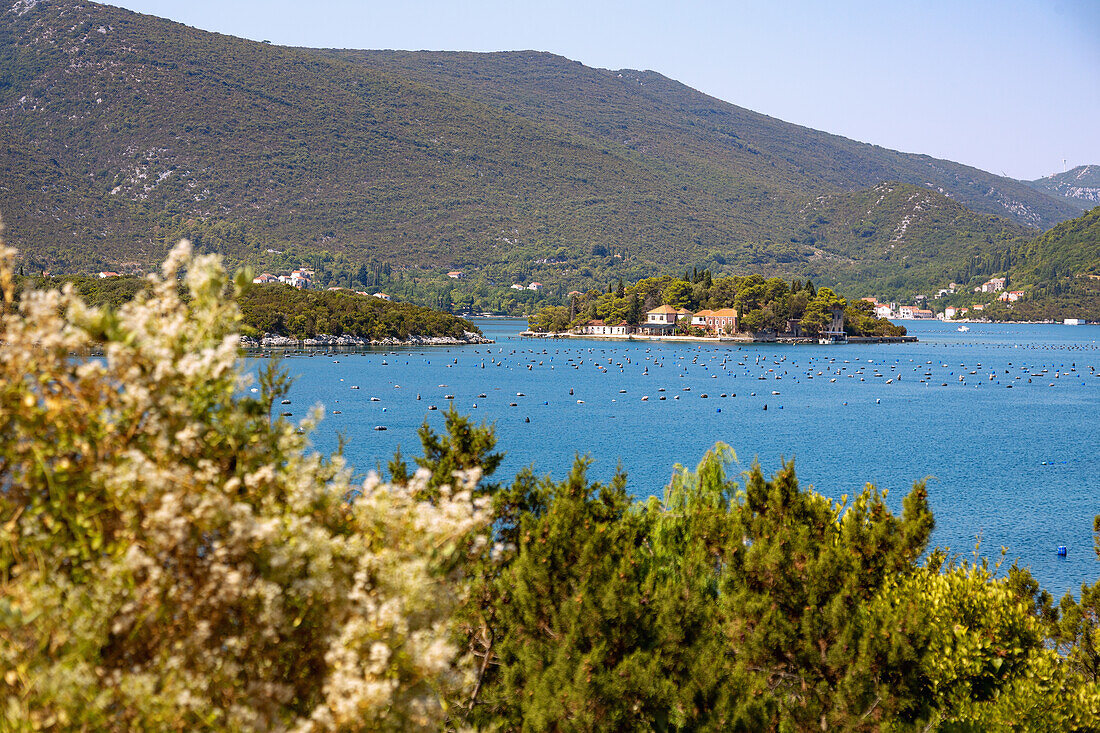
xmin=109 ymin=0 xmax=1099 ymax=181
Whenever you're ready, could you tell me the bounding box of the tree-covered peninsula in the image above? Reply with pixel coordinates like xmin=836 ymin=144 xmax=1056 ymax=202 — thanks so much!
xmin=528 ymin=271 xmax=906 ymax=337
xmin=12 ymin=272 xmax=485 ymax=343
xmin=4 ymin=242 xmax=1100 ymax=729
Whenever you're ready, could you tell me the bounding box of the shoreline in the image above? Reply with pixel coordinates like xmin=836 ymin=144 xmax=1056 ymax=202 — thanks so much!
xmin=519 ymin=331 xmax=916 ymax=345
xmin=240 ymin=331 xmax=494 ymax=349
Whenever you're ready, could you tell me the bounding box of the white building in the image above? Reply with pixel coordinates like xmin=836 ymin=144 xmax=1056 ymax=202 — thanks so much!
xmin=980 ymin=277 xmax=1006 ymax=293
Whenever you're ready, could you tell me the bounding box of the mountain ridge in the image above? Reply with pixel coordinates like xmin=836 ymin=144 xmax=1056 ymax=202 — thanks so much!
xmin=1025 ymin=165 xmax=1100 ymax=208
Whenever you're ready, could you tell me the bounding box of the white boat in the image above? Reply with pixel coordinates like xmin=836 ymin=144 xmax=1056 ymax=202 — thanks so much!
xmin=957 ymin=325 xmax=970 ymax=332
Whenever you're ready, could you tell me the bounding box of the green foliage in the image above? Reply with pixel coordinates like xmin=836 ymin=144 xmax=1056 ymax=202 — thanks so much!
xmin=0 ymin=241 xmax=491 ymax=730
xmin=237 ymin=284 xmax=480 ymax=340
xmin=459 ymin=444 xmax=1100 ymax=730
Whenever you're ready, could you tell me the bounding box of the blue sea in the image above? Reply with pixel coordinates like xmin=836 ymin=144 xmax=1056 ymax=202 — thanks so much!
xmin=264 ymin=318 xmax=1100 ymax=598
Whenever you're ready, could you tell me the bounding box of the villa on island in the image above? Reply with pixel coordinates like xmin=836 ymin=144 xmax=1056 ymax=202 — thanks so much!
xmin=633 ymin=304 xmax=691 ymax=335
xmin=544 ymin=303 xmax=869 ymax=343
xmin=576 ymin=305 xmax=740 ymax=337
xmin=691 ymin=308 xmax=739 ymax=333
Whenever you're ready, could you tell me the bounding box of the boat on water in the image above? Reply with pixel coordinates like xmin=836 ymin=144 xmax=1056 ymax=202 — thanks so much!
xmin=957 ymin=325 xmax=970 ymax=332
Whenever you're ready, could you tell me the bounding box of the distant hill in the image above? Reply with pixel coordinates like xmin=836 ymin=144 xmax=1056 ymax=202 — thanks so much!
xmin=973 ymin=206 xmax=1100 ymax=322
xmin=334 ymin=49 xmax=1078 ymax=229
xmin=1024 ymin=166 xmax=1100 ymax=208
xmin=0 ymin=0 xmax=1081 ymax=298
xmin=789 ymin=183 xmax=1035 ymax=296
xmin=1012 ymin=205 xmax=1100 ymax=285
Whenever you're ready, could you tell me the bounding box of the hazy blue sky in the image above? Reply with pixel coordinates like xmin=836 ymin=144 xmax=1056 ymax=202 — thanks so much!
xmin=110 ymin=0 xmax=1098 ymax=180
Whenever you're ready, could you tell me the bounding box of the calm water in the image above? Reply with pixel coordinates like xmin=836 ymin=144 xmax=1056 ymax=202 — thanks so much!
xmin=266 ymin=318 xmax=1100 ymax=597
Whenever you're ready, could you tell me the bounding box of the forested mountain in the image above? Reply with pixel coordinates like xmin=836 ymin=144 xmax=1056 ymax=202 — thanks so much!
xmin=1025 ymin=165 xmax=1100 ymax=208
xmin=0 ymin=0 xmax=1082 ymax=298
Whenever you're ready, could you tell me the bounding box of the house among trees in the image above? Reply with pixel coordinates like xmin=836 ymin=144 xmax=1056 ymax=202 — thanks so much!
xmin=975 ymin=277 xmax=1006 ymax=293
xmin=578 ymin=319 xmax=630 ymax=335
xmin=636 ymin=304 xmax=689 ymax=335
xmin=691 ymin=308 xmax=739 ymax=333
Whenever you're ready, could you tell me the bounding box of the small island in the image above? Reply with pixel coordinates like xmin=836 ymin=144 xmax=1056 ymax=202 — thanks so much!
xmin=524 ymin=273 xmax=909 ymax=343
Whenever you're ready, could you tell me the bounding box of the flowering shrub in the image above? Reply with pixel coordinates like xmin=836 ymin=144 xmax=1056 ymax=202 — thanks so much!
xmin=0 ymin=239 xmax=490 ymax=730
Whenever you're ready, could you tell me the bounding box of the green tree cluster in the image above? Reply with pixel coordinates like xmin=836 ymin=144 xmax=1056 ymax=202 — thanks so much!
xmin=529 ymin=272 xmax=906 ymax=337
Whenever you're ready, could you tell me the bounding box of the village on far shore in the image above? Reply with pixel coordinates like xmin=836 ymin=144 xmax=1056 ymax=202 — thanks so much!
xmin=865 ymin=276 xmax=1023 ymax=322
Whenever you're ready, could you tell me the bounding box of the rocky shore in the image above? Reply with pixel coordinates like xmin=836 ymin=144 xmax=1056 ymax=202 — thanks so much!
xmin=240 ymin=330 xmax=493 ymax=348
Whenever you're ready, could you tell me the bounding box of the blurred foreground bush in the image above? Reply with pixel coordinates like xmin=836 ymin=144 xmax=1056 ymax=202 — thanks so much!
xmin=0 ymin=240 xmax=490 ymax=731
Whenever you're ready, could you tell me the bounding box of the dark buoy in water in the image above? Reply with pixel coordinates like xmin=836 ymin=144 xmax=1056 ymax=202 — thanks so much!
xmin=1057 ymin=546 xmax=1068 ymax=556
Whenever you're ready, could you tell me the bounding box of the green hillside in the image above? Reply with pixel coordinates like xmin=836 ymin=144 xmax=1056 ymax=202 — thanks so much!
xmin=1013 ymin=206 xmax=1100 ymax=283
xmin=333 ymin=50 xmax=1079 ymax=228
xmin=787 ymin=183 xmax=1035 ymax=297
xmin=1025 ymin=165 xmax=1100 ymax=209
xmin=0 ymin=0 xmax=1081 ymax=299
